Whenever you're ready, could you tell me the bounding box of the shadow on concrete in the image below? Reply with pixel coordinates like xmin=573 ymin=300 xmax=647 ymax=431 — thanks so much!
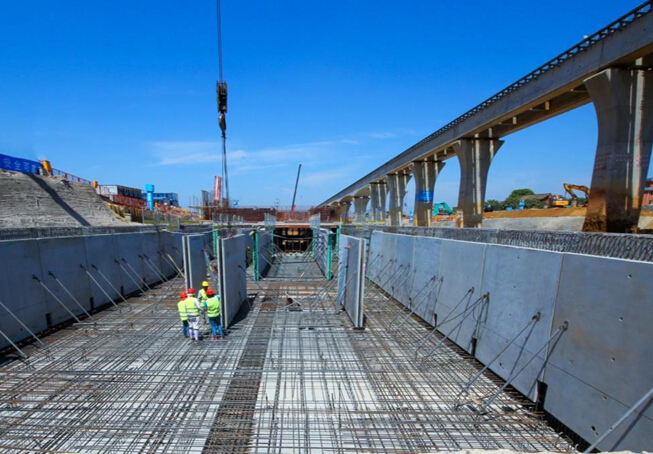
xmin=26 ymin=174 xmax=92 ymax=226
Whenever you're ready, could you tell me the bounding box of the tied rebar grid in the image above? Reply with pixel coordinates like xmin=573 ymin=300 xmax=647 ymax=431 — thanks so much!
xmin=241 ymin=277 xmax=574 ymax=453
xmin=0 ymin=277 xmax=256 ymax=454
xmin=0 ymin=257 xmax=575 ymax=453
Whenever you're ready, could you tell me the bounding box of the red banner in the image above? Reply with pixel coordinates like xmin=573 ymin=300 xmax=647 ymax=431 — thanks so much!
xmin=213 ymin=175 xmax=222 ymax=203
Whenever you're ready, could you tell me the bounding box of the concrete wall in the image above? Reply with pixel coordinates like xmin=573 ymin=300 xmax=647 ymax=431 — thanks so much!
xmin=367 ymin=230 xmax=653 ymax=450
xmin=338 ymin=234 xmax=365 ymax=328
xmin=183 ymin=234 xmax=207 ymax=292
xmin=0 ymin=230 xmax=180 ymax=353
xmin=219 ymin=234 xmax=248 ymax=328
xmin=256 ymin=230 xmax=273 ymax=279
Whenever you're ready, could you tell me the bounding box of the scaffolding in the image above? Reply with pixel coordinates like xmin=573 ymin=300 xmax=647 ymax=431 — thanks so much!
xmin=0 ymin=251 xmax=575 ymax=453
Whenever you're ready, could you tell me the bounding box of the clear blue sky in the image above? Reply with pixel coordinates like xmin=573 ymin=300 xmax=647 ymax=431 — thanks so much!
xmin=0 ymin=1 xmax=638 ymax=209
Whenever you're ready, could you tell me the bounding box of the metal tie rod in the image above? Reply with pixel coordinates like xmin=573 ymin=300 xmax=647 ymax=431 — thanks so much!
xmin=48 ymin=271 xmax=95 ymax=321
xmin=159 ymin=250 xmax=185 ymax=279
xmin=0 ymin=298 xmax=47 ymax=349
xmin=418 ymin=292 xmax=488 ymax=360
xmin=140 ymin=254 xmax=169 ymax=283
xmin=457 ymin=312 xmax=541 ymax=399
xmin=393 ymin=276 xmax=439 ymax=330
xmin=0 ymin=325 xmax=28 ymax=359
xmin=122 ymin=258 xmax=152 ymax=291
xmin=32 ymin=275 xmax=83 ymax=324
xmin=478 ymin=321 xmax=569 ymax=413
xmin=85 ymin=264 xmax=132 ymax=310
xmin=413 ymin=287 xmax=475 ymax=350
xmin=584 ymin=384 xmax=653 ymax=452
xmin=116 ymin=259 xmax=149 ymax=292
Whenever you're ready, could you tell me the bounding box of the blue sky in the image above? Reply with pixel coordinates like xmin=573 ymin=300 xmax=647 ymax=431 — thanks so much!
xmin=0 ymin=1 xmax=637 ymax=209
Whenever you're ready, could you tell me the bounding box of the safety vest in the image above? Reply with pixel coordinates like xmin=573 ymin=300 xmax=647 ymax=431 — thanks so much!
xmin=198 ymin=288 xmax=208 ymax=302
xmin=184 ymin=297 xmax=200 ymax=317
xmin=177 ymin=300 xmax=188 ymax=321
xmin=205 ymin=296 xmax=221 ymax=318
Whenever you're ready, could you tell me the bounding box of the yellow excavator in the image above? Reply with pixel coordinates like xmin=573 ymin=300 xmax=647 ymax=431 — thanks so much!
xmin=563 ymin=183 xmax=590 ymax=207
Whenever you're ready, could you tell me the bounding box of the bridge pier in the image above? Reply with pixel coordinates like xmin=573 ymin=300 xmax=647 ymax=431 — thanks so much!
xmin=387 ymin=171 xmax=411 ymax=226
xmin=412 ymin=159 xmax=445 ymax=227
xmin=454 ymin=138 xmax=503 ymax=228
xmin=339 ymin=200 xmax=352 ymax=224
xmin=583 ymin=67 xmax=653 ymax=233
xmin=370 ymin=182 xmax=388 ymax=222
xmin=353 ymin=196 xmax=369 ymax=223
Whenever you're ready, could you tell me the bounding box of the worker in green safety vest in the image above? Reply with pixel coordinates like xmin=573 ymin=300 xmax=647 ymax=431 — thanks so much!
xmin=184 ymin=288 xmax=203 ymax=344
xmin=203 ymin=288 xmax=224 ymax=340
xmin=177 ymin=292 xmax=188 ymax=338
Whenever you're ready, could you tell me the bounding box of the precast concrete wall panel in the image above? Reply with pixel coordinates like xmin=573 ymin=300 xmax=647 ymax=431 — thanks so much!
xmin=38 ymin=236 xmax=92 ymax=325
xmin=543 ymin=253 xmax=653 ymax=451
xmin=139 ymin=232 xmax=162 ymax=285
xmin=387 ymin=234 xmax=415 ymax=308
xmin=435 ymin=240 xmax=487 ymax=354
xmin=220 ymin=234 xmax=248 ymax=327
xmin=475 ymin=245 xmax=562 ymax=401
xmin=257 ymin=230 xmax=273 ymax=278
xmin=338 ymin=235 xmax=365 ymax=328
xmin=0 ymin=240 xmax=48 ymax=349
xmin=410 ymin=236 xmax=443 ymax=325
xmin=184 ymin=234 xmax=207 ymax=292
xmin=157 ymin=231 xmax=176 ymax=278
xmin=84 ymin=235 xmax=123 ymax=304
xmin=313 ymin=229 xmax=329 ymax=278
xmin=368 ymin=231 xmax=383 ymax=279
xmin=115 ymin=234 xmax=146 ymax=295
xmin=161 ymin=232 xmax=184 ymax=277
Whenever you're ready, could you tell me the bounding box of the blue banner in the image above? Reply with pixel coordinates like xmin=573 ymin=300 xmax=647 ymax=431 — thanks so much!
xmin=0 ymin=153 xmax=42 ymax=174
xmin=416 ymin=190 xmax=433 ymax=202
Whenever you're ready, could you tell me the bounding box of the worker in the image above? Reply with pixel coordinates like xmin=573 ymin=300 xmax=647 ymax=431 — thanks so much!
xmin=177 ymin=292 xmax=189 ymax=337
xmin=198 ymin=281 xmax=210 ymax=304
xmin=184 ymin=288 xmax=203 ymax=344
xmin=198 ymin=281 xmax=210 ymax=323
xmin=204 ymin=289 xmax=224 ymax=340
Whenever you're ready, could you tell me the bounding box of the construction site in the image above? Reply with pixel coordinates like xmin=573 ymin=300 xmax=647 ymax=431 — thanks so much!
xmin=1 ymin=0 xmax=653 ymax=453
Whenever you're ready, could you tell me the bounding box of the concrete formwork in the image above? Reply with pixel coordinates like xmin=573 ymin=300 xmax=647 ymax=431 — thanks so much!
xmin=476 ymin=245 xmax=562 ymax=400
xmin=183 ymin=234 xmax=207 ymax=292
xmin=139 ymin=231 xmax=162 ymax=285
xmin=115 ymin=233 xmax=147 ymax=295
xmin=338 ymin=234 xmax=366 ymax=328
xmin=435 ymin=239 xmax=487 ymax=354
xmin=410 ymin=235 xmax=442 ymax=325
xmin=543 ymin=253 xmax=653 ymax=451
xmin=257 ymin=230 xmax=273 ymax=279
xmin=366 ymin=230 xmax=653 ymax=450
xmin=219 ymin=234 xmax=248 ymax=327
xmin=0 ymin=239 xmax=48 ymax=342
xmin=84 ymin=234 xmax=123 ymax=303
xmin=37 ymin=236 xmax=93 ymax=326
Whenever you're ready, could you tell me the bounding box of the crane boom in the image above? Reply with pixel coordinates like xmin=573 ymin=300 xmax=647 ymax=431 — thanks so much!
xmin=290 ymin=164 xmax=302 ymax=214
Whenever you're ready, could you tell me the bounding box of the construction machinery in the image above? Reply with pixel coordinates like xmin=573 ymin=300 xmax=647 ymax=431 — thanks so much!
xmin=290 ymin=164 xmax=302 ymax=215
xmin=564 ymin=183 xmax=590 ymax=207
xmin=548 ymin=194 xmax=570 ymax=208
xmin=431 ymin=202 xmax=453 ymax=216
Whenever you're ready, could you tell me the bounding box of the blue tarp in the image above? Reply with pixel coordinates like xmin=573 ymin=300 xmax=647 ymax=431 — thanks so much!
xmin=0 ymin=153 xmax=42 ymax=174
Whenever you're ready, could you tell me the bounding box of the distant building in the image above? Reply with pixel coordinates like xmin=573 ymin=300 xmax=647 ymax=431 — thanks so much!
xmin=144 ymin=192 xmax=179 ymax=207
xmin=101 ymin=185 xmax=143 ymax=199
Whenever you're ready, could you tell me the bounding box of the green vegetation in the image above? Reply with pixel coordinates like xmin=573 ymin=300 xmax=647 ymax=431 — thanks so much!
xmin=488 ymin=189 xmax=547 ymax=210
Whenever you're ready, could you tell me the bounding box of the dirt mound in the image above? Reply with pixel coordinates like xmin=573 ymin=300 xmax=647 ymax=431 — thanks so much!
xmin=0 ymin=170 xmax=124 ymax=228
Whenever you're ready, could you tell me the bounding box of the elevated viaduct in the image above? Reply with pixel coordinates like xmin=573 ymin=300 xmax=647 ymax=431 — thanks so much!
xmin=319 ymin=1 xmax=653 ymax=233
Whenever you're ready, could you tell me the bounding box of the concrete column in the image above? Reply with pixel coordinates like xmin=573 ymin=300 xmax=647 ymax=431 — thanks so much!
xmin=413 ymin=159 xmax=445 ymax=227
xmin=339 ymin=200 xmax=352 ymax=224
xmin=454 ymin=138 xmax=503 ymax=228
xmin=583 ymin=67 xmax=653 ymax=233
xmin=353 ymin=196 xmax=369 ymax=223
xmin=370 ymin=182 xmax=388 ymax=222
xmin=387 ymin=171 xmax=411 ymax=226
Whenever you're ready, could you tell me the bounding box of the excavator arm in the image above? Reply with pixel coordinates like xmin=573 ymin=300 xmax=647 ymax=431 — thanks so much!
xmin=563 ymin=183 xmax=590 ymax=207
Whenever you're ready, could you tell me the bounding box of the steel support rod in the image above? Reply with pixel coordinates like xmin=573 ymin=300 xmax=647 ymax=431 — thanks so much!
xmin=479 ymin=321 xmax=569 ymax=413
xmin=584 ymin=384 xmax=653 ymax=452
xmin=88 ymin=264 xmax=131 ymax=310
xmin=48 ymin=272 xmax=95 ymax=321
xmin=122 ymin=258 xmax=152 ymax=291
xmin=0 ymin=298 xmax=47 ymax=348
xmin=32 ymin=275 xmax=82 ymax=324
xmin=458 ymin=312 xmax=541 ymax=398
